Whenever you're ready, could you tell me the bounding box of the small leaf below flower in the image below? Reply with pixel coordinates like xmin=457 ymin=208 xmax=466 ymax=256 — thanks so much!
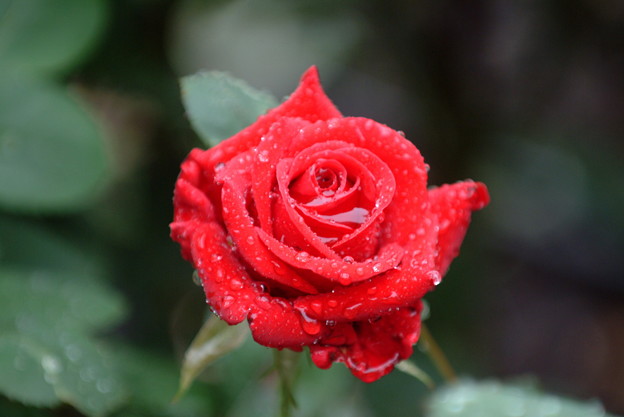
xmin=175 ymin=313 xmax=249 ymax=401
xmin=396 ymin=360 xmax=435 ymax=389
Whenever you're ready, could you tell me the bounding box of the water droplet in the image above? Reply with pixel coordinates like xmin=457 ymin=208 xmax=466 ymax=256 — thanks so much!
xmin=339 ymin=272 xmax=351 ymax=285
xmin=298 ymin=309 xmax=321 ymax=335
xmin=41 ymin=355 xmax=61 ymax=375
xmin=372 ymin=263 xmax=382 ymax=273
xmin=229 ymin=278 xmax=244 ymax=290
xmin=192 ymin=271 xmax=202 ymax=286
xmin=222 ymin=295 xmax=234 ymax=308
xmin=427 ymin=270 xmax=442 ymax=286
xmin=257 ymin=150 xmax=270 ymax=162
xmin=96 ymin=378 xmax=113 ymax=394
xmin=310 ymin=301 xmax=323 ymax=315
xmin=355 ymin=267 xmax=365 ymax=276
xmin=215 ymin=162 xmax=225 ymax=171
xmin=343 ymin=303 xmax=362 ymax=319
xmin=295 ymin=251 xmax=310 ymax=263
xmin=271 ymin=260 xmax=286 ymax=275
xmin=367 ymin=286 xmax=377 ymax=295
xmin=246 ymin=235 xmax=255 ymax=245
xmin=256 ymin=296 xmax=271 ymax=310
xmin=327 ymin=299 xmax=338 ymax=308
xmin=214 ymin=269 xmax=224 ymax=282
xmin=343 ymin=256 xmax=354 ymax=263
xmin=64 ymin=345 xmax=82 ymax=362
xmin=210 ymin=253 xmax=223 ymax=262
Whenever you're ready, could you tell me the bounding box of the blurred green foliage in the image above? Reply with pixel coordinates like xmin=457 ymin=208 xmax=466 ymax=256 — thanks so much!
xmin=1 ymin=0 xmax=623 ymax=416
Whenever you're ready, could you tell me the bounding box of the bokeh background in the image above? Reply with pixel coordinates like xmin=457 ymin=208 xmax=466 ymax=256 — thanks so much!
xmin=1 ymin=0 xmax=623 ymax=416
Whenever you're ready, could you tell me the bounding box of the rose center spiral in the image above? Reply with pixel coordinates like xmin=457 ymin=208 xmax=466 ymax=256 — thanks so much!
xmin=315 ymin=167 xmax=337 ymax=191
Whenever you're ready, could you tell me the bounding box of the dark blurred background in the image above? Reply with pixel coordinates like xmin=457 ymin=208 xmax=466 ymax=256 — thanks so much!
xmin=1 ymin=0 xmax=623 ymax=416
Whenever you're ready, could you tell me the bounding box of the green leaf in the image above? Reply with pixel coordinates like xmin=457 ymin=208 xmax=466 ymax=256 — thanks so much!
xmin=0 ymin=74 xmax=109 ymax=213
xmin=0 ymin=216 xmax=103 ymax=277
xmin=0 ymin=269 xmax=126 ymax=333
xmin=0 ymin=0 xmax=108 ymax=76
xmin=0 ymin=269 xmax=128 ymax=415
xmin=0 ymin=335 xmax=60 ymax=407
xmin=395 ymin=360 xmax=435 ymax=389
xmin=427 ymin=379 xmax=616 ymax=417
xmin=175 ymin=313 xmax=249 ymax=401
xmin=180 ymin=71 xmax=278 ymax=147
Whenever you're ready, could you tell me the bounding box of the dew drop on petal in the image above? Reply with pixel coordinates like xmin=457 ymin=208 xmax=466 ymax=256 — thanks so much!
xmin=229 ymin=278 xmax=244 ymax=290
xmin=258 ymin=150 xmax=270 ymax=162
xmin=295 ymin=251 xmax=310 ymax=263
xmin=298 ymin=309 xmax=321 ymax=335
xmin=343 ymin=256 xmax=354 ymax=263
xmin=271 ymin=260 xmax=286 ymax=275
xmin=310 ymin=301 xmax=323 ymax=315
xmin=355 ymin=267 xmax=365 ymax=276
xmin=427 ymin=270 xmax=442 ymax=286
xmin=192 ymin=271 xmax=202 ymax=286
xmin=327 ymin=299 xmax=338 ymax=308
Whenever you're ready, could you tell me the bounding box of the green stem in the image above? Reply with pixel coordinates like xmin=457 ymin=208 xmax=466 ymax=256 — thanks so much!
xmin=420 ymin=324 xmax=457 ymax=383
xmin=273 ymin=350 xmax=298 ymax=417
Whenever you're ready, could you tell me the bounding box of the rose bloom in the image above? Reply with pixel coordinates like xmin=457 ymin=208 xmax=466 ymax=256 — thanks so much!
xmin=171 ymin=67 xmax=489 ymax=382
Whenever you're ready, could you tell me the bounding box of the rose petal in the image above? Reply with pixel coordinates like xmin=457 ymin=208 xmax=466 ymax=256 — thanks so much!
xmin=275 ymin=158 xmax=342 ymax=259
xmin=292 ymin=211 xmax=438 ymax=322
xmin=257 ymin=227 xmax=404 ymax=285
xmin=191 ymin=222 xmax=321 ymax=347
xmin=250 ymin=118 xmax=311 ymax=233
xmin=218 ymin=161 xmax=319 ymax=295
xmin=171 ymin=150 xmax=218 ymax=260
xmin=310 ymin=303 xmax=422 ymax=383
xmin=428 ymin=181 xmax=490 ymax=274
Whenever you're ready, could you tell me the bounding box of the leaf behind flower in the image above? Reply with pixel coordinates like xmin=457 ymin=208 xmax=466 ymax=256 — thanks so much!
xmin=180 ymin=71 xmax=278 ymax=147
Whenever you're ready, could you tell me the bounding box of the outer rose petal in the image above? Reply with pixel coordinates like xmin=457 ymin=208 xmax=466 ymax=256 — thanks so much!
xmin=310 ymin=303 xmax=422 ymax=382
xmin=191 ymin=222 xmax=322 ymax=347
xmin=428 ymin=181 xmax=490 ymax=274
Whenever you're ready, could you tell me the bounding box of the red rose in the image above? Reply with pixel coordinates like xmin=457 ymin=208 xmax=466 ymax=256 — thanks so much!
xmin=171 ymin=67 xmax=489 ymax=382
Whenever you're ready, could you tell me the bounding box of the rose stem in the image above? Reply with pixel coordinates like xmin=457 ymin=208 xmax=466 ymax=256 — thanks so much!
xmin=420 ymin=324 xmax=458 ymax=383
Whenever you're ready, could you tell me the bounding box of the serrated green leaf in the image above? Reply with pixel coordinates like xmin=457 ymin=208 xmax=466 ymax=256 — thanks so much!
xmin=48 ymin=334 xmax=126 ymax=417
xmin=175 ymin=314 xmax=249 ymax=401
xmin=0 ymin=74 xmax=110 ymax=213
xmin=0 ymin=269 xmax=126 ymax=333
xmin=0 ymin=0 xmax=107 ymax=76
xmin=427 ymin=380 xmax=616 ymax=417
xmin=0 ymin=335 xmax=60 ymax=407
xmin=0 ymin=269 xmax=128 ymax=415
xmin=0 ymin=216 xmax=103 ymax=278
xmin=180 ymin=71 xmax=278 ymax=147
